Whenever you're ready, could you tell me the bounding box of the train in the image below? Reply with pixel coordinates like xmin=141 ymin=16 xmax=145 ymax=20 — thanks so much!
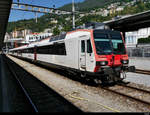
xmin=8 ymin=29 xmax=135 ymax=84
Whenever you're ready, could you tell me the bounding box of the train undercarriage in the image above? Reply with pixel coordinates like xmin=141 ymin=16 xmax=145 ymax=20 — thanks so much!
xmin=79 ymin=65 xmax=136 ymax=85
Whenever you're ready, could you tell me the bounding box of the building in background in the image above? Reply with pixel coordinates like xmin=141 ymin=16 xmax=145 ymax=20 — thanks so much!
xmin=22 ymin=29 xmax=32 ymax=37
xmin=126 ymin=31 xmax=138 ymax=48
xmin=11 ymin=29 xmax=32 ymax=38
xmin=126 ymin=27 xmax=150 ymax=47
xmin=25 ymin=32 xmax=52 ymax=44
xmin=4 ymin=31 xmax=53 ymax=49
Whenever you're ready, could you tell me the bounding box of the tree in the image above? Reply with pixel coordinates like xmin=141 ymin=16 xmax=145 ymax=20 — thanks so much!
xmin=138 ymin=37 xmax=150 ymax=43
xmin=53 ymin=27 xmax=60 ymax=36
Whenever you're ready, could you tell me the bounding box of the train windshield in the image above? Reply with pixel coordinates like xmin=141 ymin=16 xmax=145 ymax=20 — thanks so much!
xmin=94 ymin=33 xmax=126 ymax=55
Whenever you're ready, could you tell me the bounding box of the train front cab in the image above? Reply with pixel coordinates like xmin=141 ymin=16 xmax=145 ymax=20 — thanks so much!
xmin=79 ymin=29 xmax=135 ymax=84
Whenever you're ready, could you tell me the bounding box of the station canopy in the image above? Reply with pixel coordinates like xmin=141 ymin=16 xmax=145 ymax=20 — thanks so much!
xmin=105 ymin=10 xmax=150 ymax=32
xmin=0 ymin=0 xmax=12 ymax=50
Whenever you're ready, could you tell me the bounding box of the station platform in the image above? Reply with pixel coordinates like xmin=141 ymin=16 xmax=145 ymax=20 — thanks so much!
xmin=0 ymin=54 xmax=16 ymax=112
xmin=1 ymin=54 xmax=150 ymax=112
xmin=4 ymin=55 xmax=150 ymax=112
xmin=129 ymin=57 xmax=150 ymax=71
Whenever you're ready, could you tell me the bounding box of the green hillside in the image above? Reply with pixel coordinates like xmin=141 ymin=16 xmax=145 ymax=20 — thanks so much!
xmin=7 ymin=0 xmax=150 ymax=35
xmin=7 ymin=14 xmax=72 ymax=34
xmin=60 ymin=0 xmax=130 ymax=11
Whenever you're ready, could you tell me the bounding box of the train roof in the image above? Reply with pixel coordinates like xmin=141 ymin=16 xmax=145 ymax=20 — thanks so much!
xmin=9 ymin=37 xmax=50 ymax=51
xmin=9 ymin=29 xmax=121 ymax=51
xmin=9 ymin=35 xmax=66 ymax=51
xmin=93 ymin=29 xmax=120 ymax=34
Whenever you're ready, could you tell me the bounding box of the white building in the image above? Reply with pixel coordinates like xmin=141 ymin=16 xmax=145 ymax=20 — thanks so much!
xmin=116 ymin=6 xmax=124 ymax=12
xmin=11 ymin=30 xmax=22 ymax=38
xmin=125 ymin=27 xmax=150 ymax=47
xmin=4 ymin=32 xmax=11 ymax=43
xmin=101 ymin=10 xmax=109 ymax=17
xmin=126 ymin=31 xmax=138 ymax=47
xmin=138 ymin=28 xmax=150 ymax=38
xmin=11 ymin=29 xmax=32 ymax=38
xmin=51 ymin=19 xmax=58 ymax=24
xmin=44 ymin=28 xmax=52 ymax=33
xmin=22 ymin=29 xmax=32 ymax=37
xmin=25 ymin=33 xmax=52 ymax=43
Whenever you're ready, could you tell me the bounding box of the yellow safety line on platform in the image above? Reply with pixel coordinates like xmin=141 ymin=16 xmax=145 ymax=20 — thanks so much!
xmin=7 ymin=55 xmax=120 ymax=112
xmin=68 ymin=94 xmax=120 ymax=112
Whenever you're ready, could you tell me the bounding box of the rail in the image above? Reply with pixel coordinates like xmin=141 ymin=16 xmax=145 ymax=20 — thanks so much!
xmin=101 ymin=83 xmax=150 ymax=106
xmin=4 ymin=55 xmax=82 ymax=112
xmin=135 ymin=69 xmax=150 ymax=75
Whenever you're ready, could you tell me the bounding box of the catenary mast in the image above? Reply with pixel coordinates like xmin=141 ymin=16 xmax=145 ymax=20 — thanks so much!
xmin=72 ymin=0 xmax=75 ymax=29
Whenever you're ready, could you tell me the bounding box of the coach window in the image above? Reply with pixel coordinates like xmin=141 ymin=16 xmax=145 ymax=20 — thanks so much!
xmin=81 ymin=40 xmax=85 ymax=53
xmin=30 ymin=48 xmax=34 ymax=53
xmin=49 ymin=45 xmax=53 ymax=54
xmin=87 ymin=39 xmax=92 ymax=53
xmin=18 ymin=50 xmax=22 ymax=54
xmin=58 ymin=43 xmax=66 ymax=55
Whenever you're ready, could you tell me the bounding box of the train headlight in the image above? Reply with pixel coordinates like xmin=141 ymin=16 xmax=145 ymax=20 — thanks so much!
xmin=121 ymin=60 xmax=129 ymax=64
xmin=96 ymin=61 xmax=108 ymax=66
xmin=100 ymin=61 xmax=107 ymax=66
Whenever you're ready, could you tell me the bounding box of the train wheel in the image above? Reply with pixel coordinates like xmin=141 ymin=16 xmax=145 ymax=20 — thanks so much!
xmin=80 ymin=71 xmax=86 ymax=78
xmin=100 ymin=74 xmax=116 ymax=86
xmin=94 ymin=79 xmax=102 ymax=84
xmin=114 ymin=72 xmax=124 ymax=83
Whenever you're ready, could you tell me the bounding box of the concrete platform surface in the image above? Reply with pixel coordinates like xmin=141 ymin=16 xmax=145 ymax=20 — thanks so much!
xmin=129 ymin=57 xmax=150 ymax=71
xmin=6 ymin=55 xmax=150 ymax=112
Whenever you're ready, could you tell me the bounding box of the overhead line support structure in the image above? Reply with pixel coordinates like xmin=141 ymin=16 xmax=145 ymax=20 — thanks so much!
xmin=72 ymin=0 xmax=75 ymax=29
xmin=11 ymin=2 xmax=72 ymax=15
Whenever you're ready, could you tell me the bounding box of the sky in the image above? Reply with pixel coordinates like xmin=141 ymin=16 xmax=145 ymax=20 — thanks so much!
xmin=9 ymin=0 xmax=84 ymax=22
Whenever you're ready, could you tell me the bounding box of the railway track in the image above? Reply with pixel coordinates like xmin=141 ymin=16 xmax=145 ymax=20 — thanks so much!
xmin=4 ymin=55 xmax=82 ymax=112
xmin=101 ymin=83 xmax=150 ymax=106
xmin=5 ymin=55 xmax=150 ymax=112
xmin=135 ymin=69 xmax=150 ymax=75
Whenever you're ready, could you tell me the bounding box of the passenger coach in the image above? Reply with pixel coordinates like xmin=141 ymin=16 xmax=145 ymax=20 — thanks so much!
xmin=9 ymin=29 xmax=135 ymax=84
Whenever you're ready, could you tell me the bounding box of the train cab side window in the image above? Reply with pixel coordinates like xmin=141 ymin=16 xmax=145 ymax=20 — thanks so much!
xmin=81 ymin=40 xmax=85 ymax=53
xmin=87 ymin=40 xmax=92 ymax=53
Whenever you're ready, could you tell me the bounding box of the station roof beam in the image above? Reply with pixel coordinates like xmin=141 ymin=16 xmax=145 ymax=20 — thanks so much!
xmin=0 ymin=0 xmax=12 ymax=49
xmin=105 ymin=10 xmax=150 ymax=32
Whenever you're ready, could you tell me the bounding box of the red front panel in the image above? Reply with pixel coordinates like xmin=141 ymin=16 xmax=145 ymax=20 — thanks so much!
xmin=90 ymin=30 xmax=129 ymax=72
xmin=96 ymin=54 xmax=128 ymax=67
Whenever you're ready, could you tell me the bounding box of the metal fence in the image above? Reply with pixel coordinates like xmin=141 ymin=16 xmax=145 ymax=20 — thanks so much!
xmin=127 ymin=47 xmax=150 ymax=57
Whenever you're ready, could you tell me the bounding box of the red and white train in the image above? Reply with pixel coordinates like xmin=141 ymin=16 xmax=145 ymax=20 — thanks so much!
xmin=9 ymin=29 xmax=135 ymax=84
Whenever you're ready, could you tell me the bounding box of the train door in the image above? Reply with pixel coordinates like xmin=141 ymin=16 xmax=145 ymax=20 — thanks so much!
xmin=86 ymin=39 xmax=94 ymax=72
xmin=79 ymin=39 xmax=86 ymax=71
xmin=34 ymin=46 xmax=37 ymax=61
